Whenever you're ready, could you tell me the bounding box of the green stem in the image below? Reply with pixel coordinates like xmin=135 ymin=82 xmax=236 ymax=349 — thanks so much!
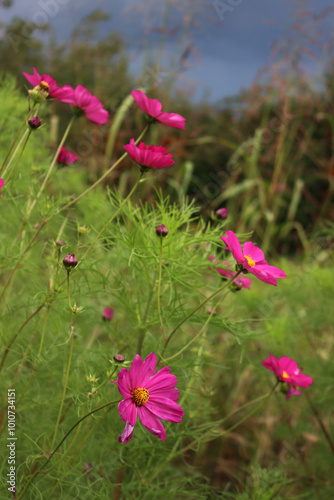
xmin=37 ymin=304 xmax=51 ymax=358
xmin=17 ymin=400 xmax=121 ymax=500
xmin=2 ymin=129 xmax=31 ymax=179
xmin=304 ymin=390 xmax=334 ymax=455
xmin=57 ymin=125 xmax=149 ymax=215
xmin=157 ymin=239 xmax=164 ymax=328
xmin=0 ymin=106 xmax=34 ymax=176
xmin=159 ymin=271 xmax=242 ymax=359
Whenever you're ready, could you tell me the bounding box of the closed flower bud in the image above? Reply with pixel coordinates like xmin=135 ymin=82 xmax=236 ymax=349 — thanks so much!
xmin=102 ymin=307 xmax=114 ymax=321
xmin=63 ymin=254 xmax=78 ymax=269
xmin=28 ymin=116 xmax=42 ymax=129
xmin=113 ymin=354 xmax=125 ymax=363
xmin=156 ymin=224 xmax=168 ymax=237
xmin=216 ymin=208 xmax=228 ymax=219
xmin=56 ymin=240 xmax=66 ymax=247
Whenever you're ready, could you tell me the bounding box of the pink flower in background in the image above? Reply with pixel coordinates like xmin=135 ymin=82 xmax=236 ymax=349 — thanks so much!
xmin=131 ymin=90 xmax=186 ymax=130
xmin=116 ymin=352 xmax=184 ymax=443
xmin=102 ymin=307 xmax=114 ymax=321
xmin=0 ymin=178 xmax=4 ymax=197
xmin=124 ymin=139 xmax=175 ymax=170
xmin=60 ymin=85 xmax=109 ymax=125
xmin=57 ymin=146 xmax=79 ymax=166
xmin=208 ymin=255 xmax=251 ymax=290
xmin=216 ymin=208 xmax=228 ymax=219
xmin=22 ymin=67 xmax=72 ymax=102
xmin=262 ymin=353 xmax=313 ymax=400
xmin=221 ymin=230 xmax=286 ymax=286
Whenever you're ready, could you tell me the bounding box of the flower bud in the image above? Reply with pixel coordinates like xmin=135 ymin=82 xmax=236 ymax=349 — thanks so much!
xmin=215 ymin=208 xmax=228 ymax=219
xmin=156 ymin=224 xmax=168 ymax=237
xmin=28 ymin=116 xmax=42 ymax=130
xmin=56 ymin=240 xmax=66 ymax=247
xmin=102 ymin=307 xmax=114 ymax=321
xmin=113 ymin=354 xmax=125 ymax=363
xmin=63 ymin=254 xmax=78 ymax=269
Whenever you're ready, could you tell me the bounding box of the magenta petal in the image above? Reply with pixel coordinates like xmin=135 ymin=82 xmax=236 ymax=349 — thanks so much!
xmin=156 ymin=111 xmax=186 ymax=129
xmin=118 ymin=422 xmax=134 ymax=443
xmin=221 ymin=231 xmax=243 ymax=263
xmin=145 ymin=397 xmax=184 ymax=423
xmin=118 ymin=399 xmax=137 ymax=426
xmin=130 ymin=353 xmax=156 ymax=387
xmin=117 ymin=367 xmax=133 ymax=397
xmin=286 ymin=386 xmax=302 ymax=400
xmin=242 ymin=241 xmax=265 ymax=263
xmin=131 ymin=90 xmax=162 ymax=117
xmin=150 ymin=388 xmax=180 ymax=401
xmin=137 ymin=406 xmax=167 ymax=441
xmin=145 ymin=367 xmax=177 ymax=392
xmin=262 ymin=353 xmax=280 ymax=375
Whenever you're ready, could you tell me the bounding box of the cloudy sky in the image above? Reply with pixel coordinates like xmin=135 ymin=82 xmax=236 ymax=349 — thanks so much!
xmin=1 ymin=0 xmax=334 ymax=101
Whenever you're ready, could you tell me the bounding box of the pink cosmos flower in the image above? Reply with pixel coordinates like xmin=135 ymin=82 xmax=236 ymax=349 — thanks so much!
xmin=123 ymin=139 xmax=175 ymax=170
xmin=116 ymin=352 xmax=184 ymax=443
xmin=57 ymin=146 xmax=79 ymax=166
xmin=22 ymin=67 xmax=72 ymax=102
xmin=59 ymin=85 xmax=109 ymax=125
xmin=0 ymin=178 xmax=4 ymax=197
xmin=262 ymin=353 xmax=313 ymax=400
xmin=102 ymin=307 xmax=114 ymax=321
xmin=208 ymin=255 xmax=251 ymax=290
xmin=131 ymin=90 xmax=186 ymax=130
xmin=221 ymin=231 xmax=286 ymax=286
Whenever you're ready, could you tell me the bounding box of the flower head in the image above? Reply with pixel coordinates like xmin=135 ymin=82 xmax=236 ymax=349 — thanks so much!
xmin=124 ymin=139 xmax=175 ymax=170
xmin=0 ymin=178 xmax=4 ymax=197
xmin=102 ymin=307 xmax=114 ymax=321
xmin=221 ymin=230 xmax=286 ymax=286
xmin=262 ymin=353 xmax=313 ymax=400
xmin=116 ymin=353 xmax=184 ymax=443
xmin=131 ymin=90 xmax=186 ymax=130
xmin=57 ymin=146 xmax=79 ymax=166
xmin=216 ymin=208 xmax=228 ymax=219
xmin=59 ymin=84 xmax=109 ymax=125
xmin=208 ymin=255 xmax=251 ymax=290
xmin=23 ymin=67 xmax=72 ymax=103
xmin=156 ymin=224 xmax=168 ymax=237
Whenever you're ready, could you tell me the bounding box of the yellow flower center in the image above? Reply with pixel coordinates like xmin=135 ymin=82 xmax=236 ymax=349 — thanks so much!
xmin=282 ymin=371 xmax=289 ymax=379
xmin=40 ymin=80 xmax=50 ymax=92
xmin=244 ymin=254 xmax=255 ymax=267
xmin=132 ymin=387 xmax=150 ymax=406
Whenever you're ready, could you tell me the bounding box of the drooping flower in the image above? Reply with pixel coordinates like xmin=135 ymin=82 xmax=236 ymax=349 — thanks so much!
xmin=216 ymin=208 xmax=228 ymax=219
xmin=123 ymin=139 xmax=175 ymax=170
xmin=262 ymin=353 xmax=313 ymax=400
xmin=131 ymin=90 xmax=186 ymax=130
xmin=102 ymin=307 xmax=114 ymax=321
xmin=0 ymin=178 xmax=4 ymax=197
xmin=221 ymin=231 xmax=286 ymax=286
xmin=57 ymin=146 xmax=79 ymax=166
xmin=58 ymin=84 xmax=109 ymax=125
xmin=116 ymin=352 xmax=184 ymax=443
xmin=208 ymin=255 xmax=251 ymax=290
xmin=22 ymin=67 xmax=73 ymax=102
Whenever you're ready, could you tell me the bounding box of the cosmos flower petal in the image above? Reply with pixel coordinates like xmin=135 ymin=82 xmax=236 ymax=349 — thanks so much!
xmin=156 ymin=111 xmax=186 ymax=129
xmin=124 ymin=139 xmax=175 ymax=169
xmin=117 ymin=367 xmax=133 ymax=397
xmin=118 ymin=398 xmax=137 ymax=426
xmin=118 ymin=422 xmax=134 ymax=443
xmin=131 ymin=90 xmax=162 ymax=117
xmin=242 ymin=241 xmax=265 ymax=262
xmin=130 ymin=353 xmax=156 ymax=387
xmin=221 ymin=231 xmax=244 ymax=263
xmin=137 ymin=406 xmax=167 ymax=441
xmin=145 ymin=397 xmax=184 ymax=422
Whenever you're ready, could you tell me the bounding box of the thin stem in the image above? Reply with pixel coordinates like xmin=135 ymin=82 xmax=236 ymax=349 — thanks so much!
xmin=157 ymin=239 xmax=164 ymax=328
xmin=57 ymin=125 xmax=149 ymax=215
xmin=2 ymin=129 xmax=31 ymax=179
xmin=17 ymin=400 xmax=121 ymax=500
xmin=304 ymin=390 xmax=334 ymax=455
xmin=159 ymin=271 xmax=242 ymax=359
xmin=0 ymin=106 xmax=34 ymax=176
xmin=26 ymin=116 xmax=75 ymax=218
xmin=37 ymin=304 xmax=51 ymax=358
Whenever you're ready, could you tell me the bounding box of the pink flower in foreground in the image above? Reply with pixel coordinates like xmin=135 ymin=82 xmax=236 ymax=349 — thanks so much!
xmin=123 ymin=139 xmax=175 ymax=170
xmin=131 ymin=90 xmax=186 ymax=130
xmin=0 ymin=178 xmax=4 ymax=197
xmin=221 ymin=231 xmax=286 ymax=286
xmin=22 ymin=67 xmax=72 ymax=102
xmin=208 ymin=255 xmax=251 ymax=290
xmin=262 ymin=353 xmax=313 ymax=400
xmin=59 ymin=85 xmax=109 ymax=125
xmin=57 ymin=146 xmax=79 ymax=166
xmin=102 ymin=307 xmax=114 ymax=321
xmin=116 ymin=353 xmax=184 ymax=443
